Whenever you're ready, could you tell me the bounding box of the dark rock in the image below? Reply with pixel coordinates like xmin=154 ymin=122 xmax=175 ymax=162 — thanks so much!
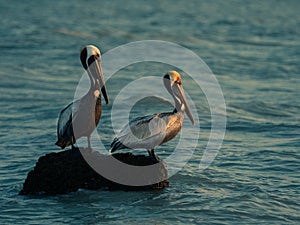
xmin=19 ymin=148 xmax=169 ymax=195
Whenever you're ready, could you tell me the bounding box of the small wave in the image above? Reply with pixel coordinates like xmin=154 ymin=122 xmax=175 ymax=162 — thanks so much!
xmin=227 ymin=120 xmax=300 ymax=133
xmin=238 ymin=101 xmax=293 ymax=117
xmin=54 ymin=29 xmax=92 ymax=38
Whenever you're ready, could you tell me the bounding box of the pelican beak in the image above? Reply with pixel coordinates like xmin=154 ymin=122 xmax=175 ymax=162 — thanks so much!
xmin=172 ymin=83 xmax=195 ymax=125
xmin=88 ymin=57 xmax=110 ymax=105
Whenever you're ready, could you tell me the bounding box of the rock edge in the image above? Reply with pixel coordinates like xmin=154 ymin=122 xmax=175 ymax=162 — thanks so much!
xmin=19 ymin=148 xmax=169 ymax=195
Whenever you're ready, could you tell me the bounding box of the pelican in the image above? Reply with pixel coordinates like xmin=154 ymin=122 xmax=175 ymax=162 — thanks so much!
xmin=55 ymin=45 xmax=109 ymax=149
xmin=109 ymin=71 xmax=195 ymax=162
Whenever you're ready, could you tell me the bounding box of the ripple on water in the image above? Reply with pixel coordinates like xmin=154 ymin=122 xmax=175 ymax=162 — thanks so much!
xmin=1 ymin=0 xmax=300 ymax=224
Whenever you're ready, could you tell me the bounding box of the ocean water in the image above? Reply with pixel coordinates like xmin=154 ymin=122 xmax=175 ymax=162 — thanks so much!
xmin=0 ymin=0 xmax=299 ymax=224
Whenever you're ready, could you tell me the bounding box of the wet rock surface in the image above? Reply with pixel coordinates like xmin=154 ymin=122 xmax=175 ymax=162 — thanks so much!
xmin=19 ymin=148 xmax=169 ymax=195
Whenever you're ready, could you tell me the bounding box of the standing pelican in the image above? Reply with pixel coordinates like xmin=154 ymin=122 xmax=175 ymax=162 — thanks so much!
xmin=55 ymin=45 xmax=109 ymax=149
xmin=109 ymin=71 xmax=195 ymax=162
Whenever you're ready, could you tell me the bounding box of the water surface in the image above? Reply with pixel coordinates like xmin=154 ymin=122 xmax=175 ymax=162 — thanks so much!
xmin=0 ymin=0 xmax=299 ymax=224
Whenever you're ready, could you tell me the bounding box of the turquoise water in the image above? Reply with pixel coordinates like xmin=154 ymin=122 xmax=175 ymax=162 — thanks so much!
xmin=1 ymin=0 xmax=299 ymax=224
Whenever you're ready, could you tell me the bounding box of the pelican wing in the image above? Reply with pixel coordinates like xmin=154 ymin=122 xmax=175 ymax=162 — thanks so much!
xmin=110 ymin=112 xmax=175 ymax=152
xmin=57 ymin=99 xmax=82 ymax=134
xmin=56 ymin=99 xmax=82 ymax=148
xmin=57 ymin=102 xmax=72 ymax=136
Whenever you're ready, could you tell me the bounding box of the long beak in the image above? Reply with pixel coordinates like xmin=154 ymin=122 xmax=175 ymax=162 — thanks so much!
xmin=172 ymin=83 xmax=195 ymax=125
xmin=88 ymin=59 xmax=110 ymax=105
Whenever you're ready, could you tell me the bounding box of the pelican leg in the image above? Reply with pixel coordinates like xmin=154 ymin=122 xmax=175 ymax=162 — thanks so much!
xmin=147 ymin=149 xmax=160 ymax=163
xmin=87 ymin=136 xmax=91 ymax=149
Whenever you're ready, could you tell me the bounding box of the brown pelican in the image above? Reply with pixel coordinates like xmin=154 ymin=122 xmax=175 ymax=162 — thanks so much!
xmin=55 ymin=45 xmax=109 ymax=149
xmin=109 ymin=71 xmax=195 ymax=162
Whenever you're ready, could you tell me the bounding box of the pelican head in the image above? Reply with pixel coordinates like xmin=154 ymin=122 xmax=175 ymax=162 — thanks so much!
xmin=164 ymin=71 xmax=195 ymax=125
xmin=80 ymin=45 xmax=109 ymax=105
